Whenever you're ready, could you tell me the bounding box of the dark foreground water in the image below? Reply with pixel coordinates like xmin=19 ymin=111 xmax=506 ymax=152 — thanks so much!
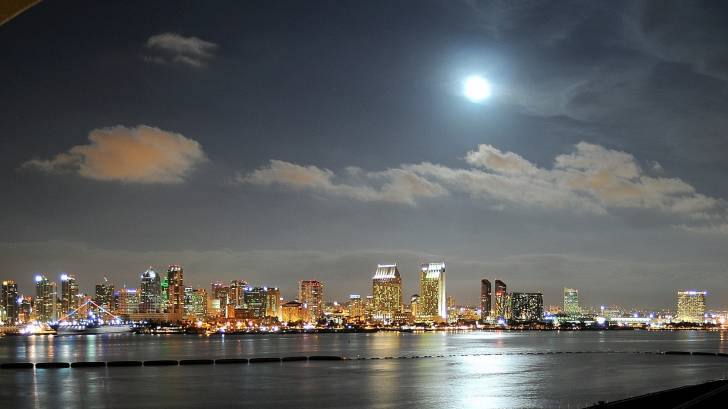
xmin=2 ymin=330 xmax=728 ymax=408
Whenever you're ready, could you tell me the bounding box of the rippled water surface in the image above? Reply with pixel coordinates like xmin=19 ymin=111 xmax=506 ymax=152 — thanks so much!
xmin=2 ymin=330 xmax=728 ymax=408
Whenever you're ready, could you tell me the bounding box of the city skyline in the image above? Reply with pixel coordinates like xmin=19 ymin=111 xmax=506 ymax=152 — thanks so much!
xmin=3 ymin=1 xmax=728 ymax=308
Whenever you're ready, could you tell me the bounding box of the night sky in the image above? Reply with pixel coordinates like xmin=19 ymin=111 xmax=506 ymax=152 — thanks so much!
xmin=2 ymin=1 xmax=728 ymax=308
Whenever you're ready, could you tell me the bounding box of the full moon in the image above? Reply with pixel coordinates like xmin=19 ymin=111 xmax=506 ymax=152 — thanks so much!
xmin=463 ymin=75 xmax=491 ymax=102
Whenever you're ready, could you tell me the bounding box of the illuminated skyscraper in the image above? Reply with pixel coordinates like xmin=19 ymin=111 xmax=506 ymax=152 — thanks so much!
xmin=510 ymin=292 xmax=543 ymax=322
xmin=140 ymin=268 xmax=163 ymax=313
xmin=243 ymin=286 xmax=266 ymax=319
xmin=211 ymin=281 xmax=229 ymax=312
xmin=348 ymin=294 xmax=364 ymax=322
xmin=1 ymin=280 xmax=19 ymax=324
xmin=410 ymin=294 xmax=420 ymax=321
xmin=480 ymin=279 xmax=491 ymax=321
xmin=418 ymin=262 xmax=446 ymax=322
xmin=563 ymin=288 xmax=580 ymax=316
xmin=372 ymin=264 xmax=402 ymax=323
xmin=676 ymin=290 xmax=707 ymax=324
xmin=60 ymin=273 xmax=79 ymax=317
xmin=298 ymin=280 xmax=324 ymax=322
xmin=116 ymin=287 xmax=139 ymax=315
xmin=166 ymin=265 xmax=184 ymax=321
xmin=35 ymin=274 xmax=57 ymax=322
xmin=184 ymin=287 xmax=208 ymax=320
xmin=228 ymin=280 xmax=247 ymax=308
xmin=495 ymin=279 xmax=507 ymax=319
xmin=264 ymin=287 xmax=281 ymax=319
xmin=94 ymin=278 xmax=114 ymax=311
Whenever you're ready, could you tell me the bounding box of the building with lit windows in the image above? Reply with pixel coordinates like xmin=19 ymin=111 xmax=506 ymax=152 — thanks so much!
xmin=1 ymin=280 xmax=19 ymax=324
xmin=299 ymin=280 xmax=324 ymax=322
xmin=94 ymin=278 xmax=114 ymax=312
xmin=211 ymin=281 xmax=229 ymax=315
xmin=510 ymin=292 xmax=543 ymax=322
xmin=348 ymin=294 xmax=364 ymax=322
xmin=116 ymin=287 xmax=139 ymax=316
xmin=480 ymin=279 xmax=491 ymax=321
xmin=228 ymin=280 xmax=246 ymax=308
xmin=264 ymin=287 xmax=281 ymax=320
xmin=140 ymin=268 xmax=163 ymax=313
xmin=243 ymin=286 xmax=266 ymax=319
xmin=676 ymin=290 xmax=707 ymax=324
xmin=281 ymin=300 xmax=305 ymax=323
xmin=563 ymin=288 xmax=580 ymax=317
xmin=35 ymin=274 xmax=57 ymax=322
xmin=495 ymin=279 xmax=507 ymax=319
xmin=166 ymin=265 xmax=184 ymax=321
xmin=184 ymin=287 xmax=208 ymax=320
xmin=418 ymin=262 xmax=446 ymax=322
xmin=372 ymin=264 xmax=402 ymax=323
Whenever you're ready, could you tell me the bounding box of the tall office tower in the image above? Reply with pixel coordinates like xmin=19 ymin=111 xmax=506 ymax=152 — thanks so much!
xmin=371 ymin=264 xmax=403 ymax=323
xmin=18 ymin=296 xmax=33 ymax=323
xmin=139 ymin=268 xmax=163 ymax=313
xmin=480 ymin=279 xmax=492 ymax=321
xmin=364 ymin=295 xmax=375 ymax=320
xmin=418 ymin=262 xmax=447 ymax=322
xmin=264 ymin=287 xmax=281 ymax=319
xmin=94 ymin=278 xmax=114 ymax=311
xmin=410 ymin=294 xmax=420 ymax=321
xmin=299 ymin=280 xmax=324 ymax=322
xmin=35 ymin=274 xmax=57 ymax=322
xmin=563 ymin=288 xmax=580 ymax=317
xmin=495 ymin=279 xmax=507 ymax=319
xmin=161 ymin=276 xmax=169 ymax=306
xmin=166 ymin=265 xmax=184 ymax=321
xmin=184 ymin=287 xmax=208 ymax=320
xmin=116 ymin=287 xmax=139 ymax=315
xmin=348 ymin=294 xmax=364 ymax=322
xmin=510 ymin=292 xmax=544 ymax=322
xmin=1 ymin=280 xmax=19 ymax=324
xmin=676 ymin=290 xmax=707 ymax=324
xmin=211 ymin=281 xmax=229 ymax=312
xmin=60 ymin=273 xmax=80 ymax=317
xmin=228 ymin=280 xmax=247 ymax=308
xmin=243 ymin=286 xmax=266 ymax=319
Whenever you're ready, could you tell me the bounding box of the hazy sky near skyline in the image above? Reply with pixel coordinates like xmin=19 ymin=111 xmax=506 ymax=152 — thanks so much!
xmin=2 ymin=1 xmax=728 ymax=308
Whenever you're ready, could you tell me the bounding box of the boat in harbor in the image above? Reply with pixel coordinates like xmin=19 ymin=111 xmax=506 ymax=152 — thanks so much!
xmin=54 ymin=321 xmax=133 ymax=335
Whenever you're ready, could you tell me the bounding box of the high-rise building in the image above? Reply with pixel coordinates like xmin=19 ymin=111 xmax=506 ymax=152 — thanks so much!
xmin=211 ymin=281 xmax=229 ymax=313
xmin=116 ymin=287 xmax=139 ymax=316
xmin=281 ymin=300 xmax=305 ymax=323
xmin=166 ymin=265 xmax=184 ymax=321
xmin=1 ymin=280 xmax=19 ymax=324
xmin=480 ymin=279 xmax=491 ymax=321
xmin=563 ymin=288 xmax=580 ymax=317
xmin=298 ymin=280 xmax=324 ymax=322
xmin=418 ymin=262 xmax=446 ymax=322
xmin=495 ymin=279 xmax=507 ymax=319
xmin=510 ymin=292 xmax=543 ymax=322
xmin=94 ymin=278 xmax=114 ymax=311
xmin=676 ymin=290 xmax=707 ymax=324
xmin=35 ymin=274 xmax=57 ymax=322
xmin=372 ymin=264 xmax=403 ymax=323
xmin=228 ymin=280 xmax=247 ymax=308
xmin=348 ymin=294 xmax=364 ymax=322
xmin=243 ymin=286 xmax=266 ymax=319
xmin=60 ymin=273 xmax=80 ymax=318
xmin=264 ymin=287 xmax=281 ymax=319
xmin=18 ymin=296 xmax=32 ymax=323
xmin=140 ymin=268 xmax=163 ymax=313
xmin=184 ymin=287 xmax=208 ymax=320
xmin=410 ymin=294 xmax=420 ymax=321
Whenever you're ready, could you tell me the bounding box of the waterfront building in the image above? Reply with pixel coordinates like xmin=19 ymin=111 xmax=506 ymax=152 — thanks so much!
xmin=139 ymin=268 xmax=163 ymax=313
xmin=59 ymin=273 xmax=80 ymax=318
xmin=243 ymin=286 xmax=266 ymax=319
xmin=480 ymin=279 xmax=491 ymax=321
xmin=418 ymin=262 xmax=446 ymax=322
xmin=35 ymin=274 xmax=57 ymax=322
xmin=184 ymin=287 xmax=208 ymax=320
xmin=372 ymin=264 xmax=403 ymax=323
xmin=510 ymin=292 xmax=544 ymax=322
xmin=211 ymin=281 xmax=229 ymax=315
xmin=299 ymin=280 xmax=324 ymax=322
xmin=410 ymin=294 xmax=420 ymax=322
xmin=116 ymin=287 xmax=139 ymax=316
xmin=676 ymin=290 xmax=707 ymax=324
xmin=348 ymin=294 xmax=364 ymax=322
xmin=1 ymin=280 xmax=19 ymax=324
xmin=281 ymin=300 xmax=305 ymax=323
xmin=228 ymin=280 xmax=247 ymax=308
xmin=495 ymin=279 xmax=507 ymax=319
xmin=563 ymin=288 xmax=580 ymax=317
xmin=166 ymin=265 xmax=184 ymax=321
xmin=264 ymin=287 xmax=281 ymax=320
xmin=18 ymin=296 xmax=32 ymax=323
xmin=94 ymin=278 xmax=114 ymax=311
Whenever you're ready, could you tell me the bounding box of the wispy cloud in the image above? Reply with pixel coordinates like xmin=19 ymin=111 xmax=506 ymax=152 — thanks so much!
xmin=143 ymin=32 xmax=218 ymax=68
xmin=23 ymin=125 xmax=207 ymax=184
xmin=238 ymin=142 xmax=728 ymax=230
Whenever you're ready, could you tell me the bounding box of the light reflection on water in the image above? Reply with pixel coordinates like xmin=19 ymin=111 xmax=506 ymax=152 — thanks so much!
xmin=1 ymin=331 xmax=727 ymax=408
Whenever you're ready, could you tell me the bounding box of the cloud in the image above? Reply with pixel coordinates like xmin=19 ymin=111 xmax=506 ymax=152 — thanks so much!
xmin=23 ymin=125 xmax=207 ymax=184
xmin=143 ymin=33 xmax=218 ymax=68
xmin=239 ymin=142 xmax=727 ymax=228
